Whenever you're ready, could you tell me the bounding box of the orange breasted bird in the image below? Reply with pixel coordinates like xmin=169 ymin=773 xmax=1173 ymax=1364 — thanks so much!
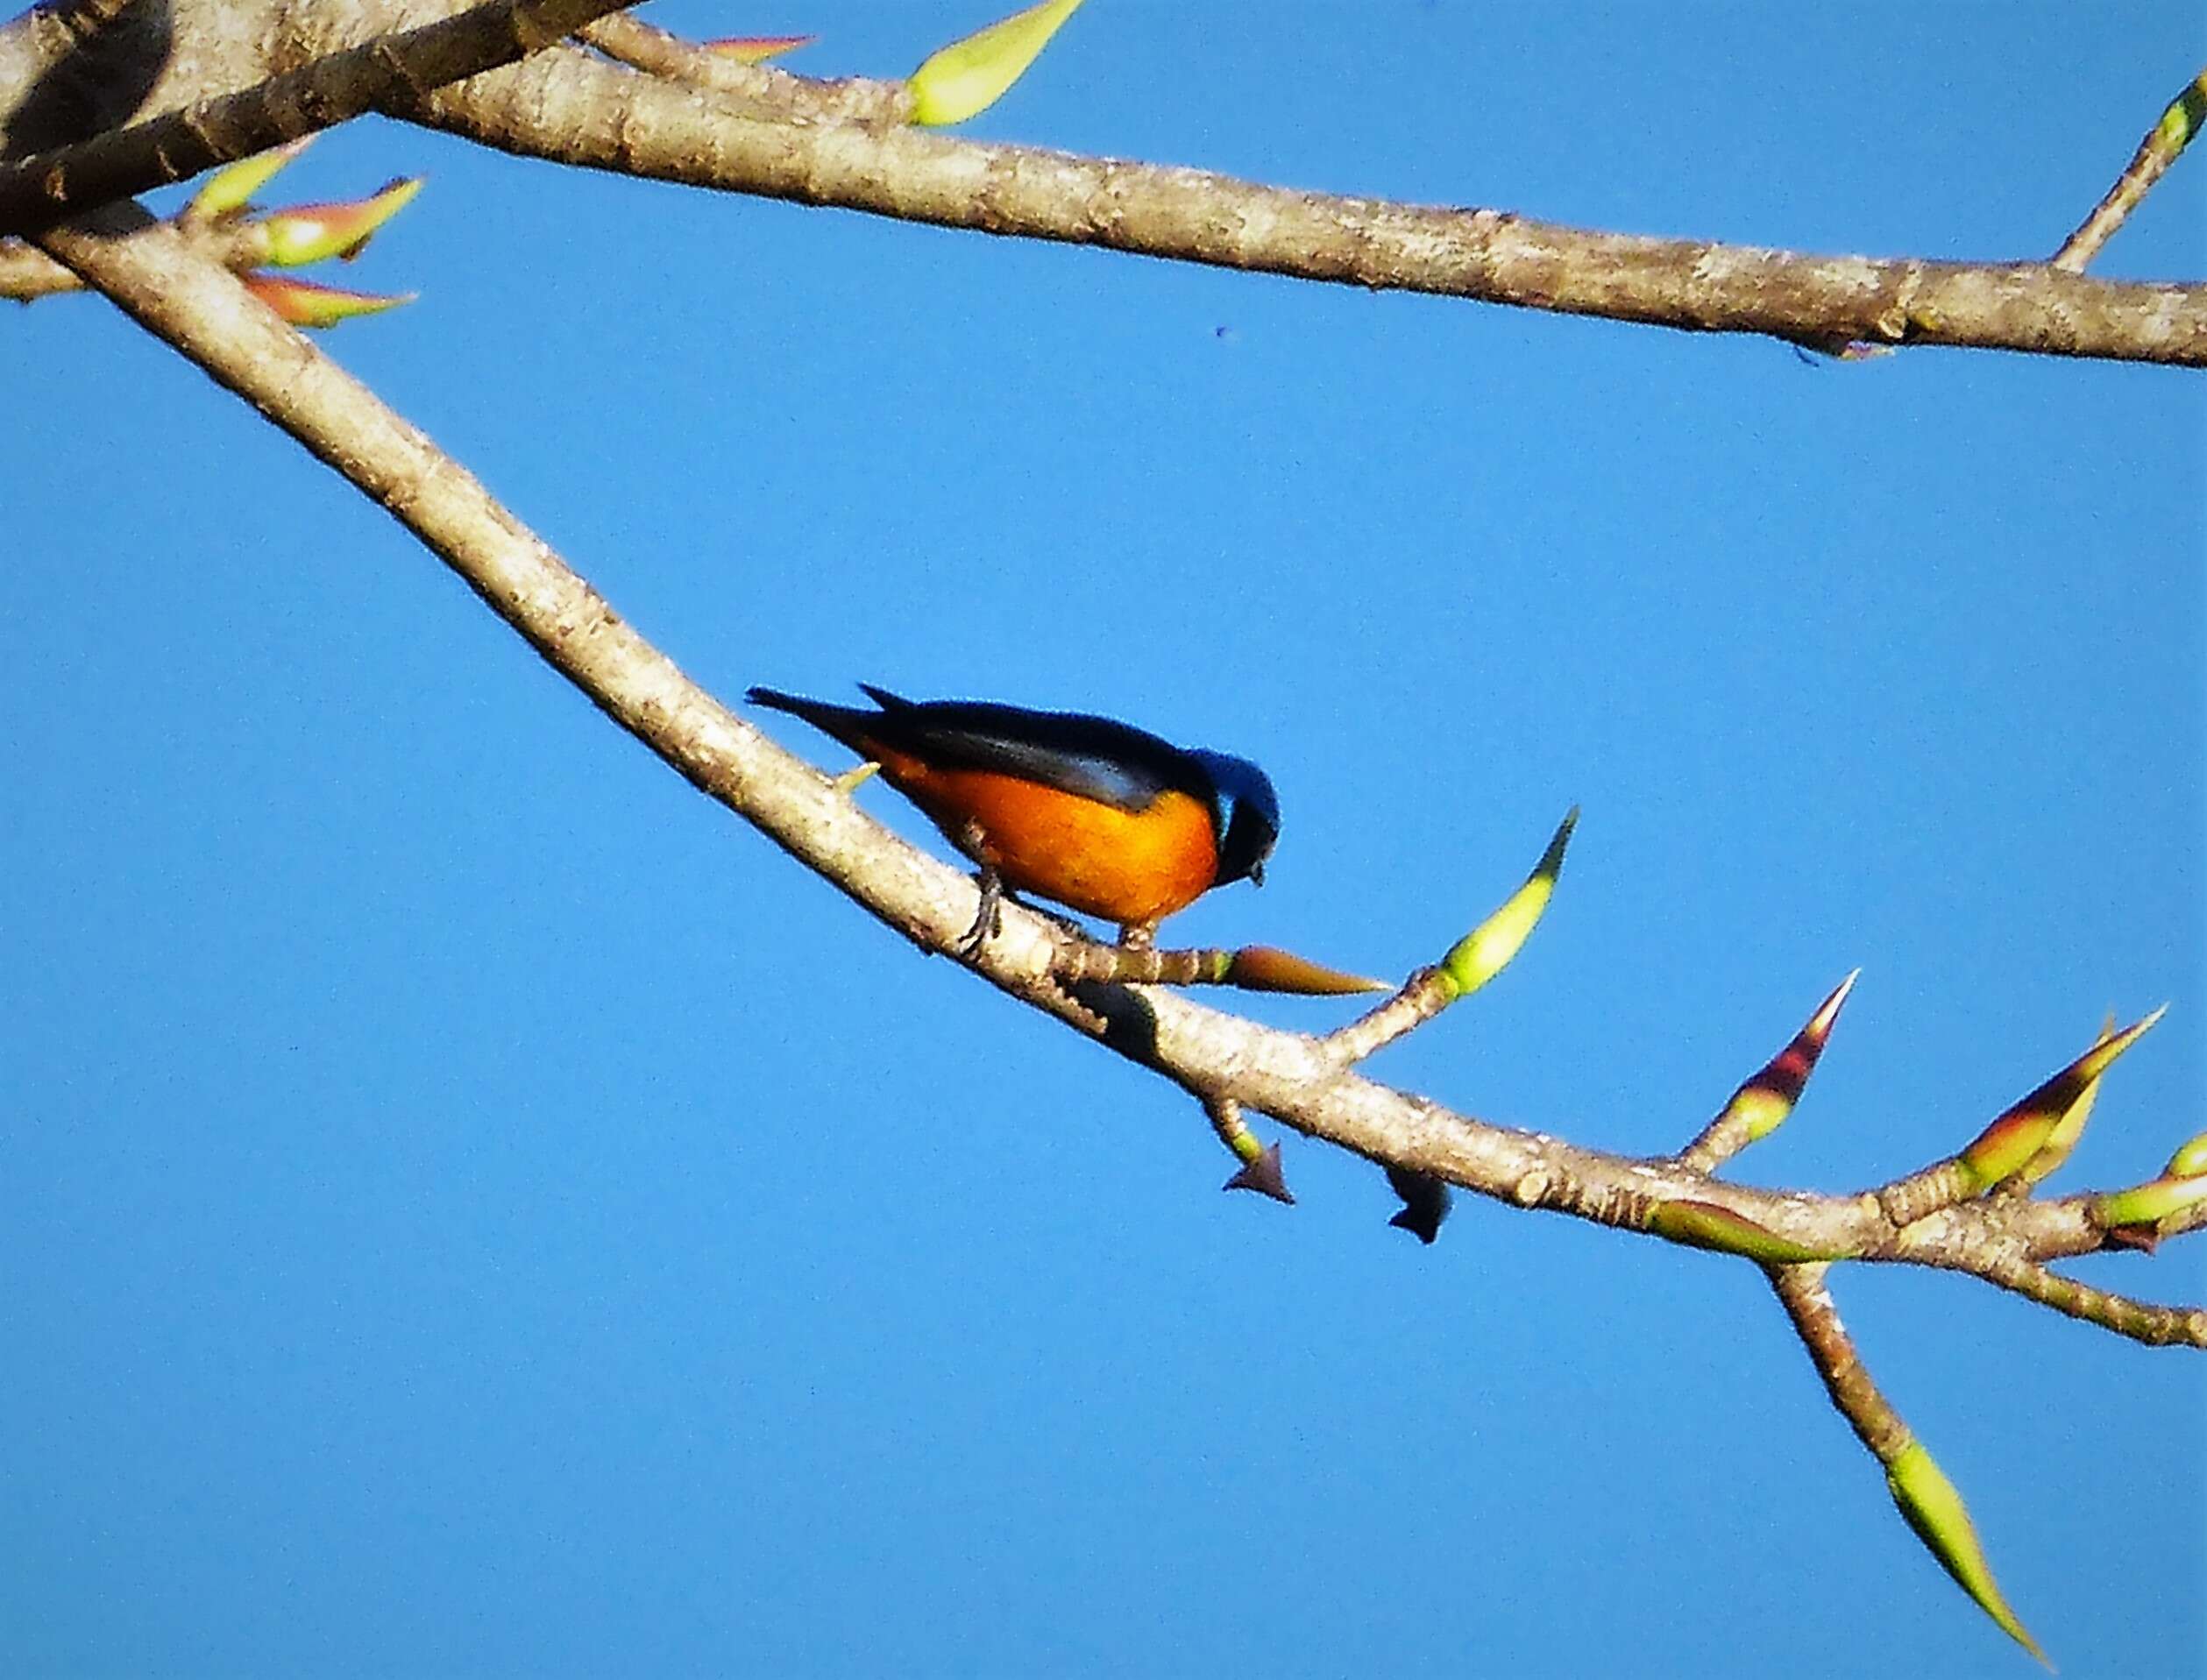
xmin=746 ymin=684 xmax=1280 ymax=953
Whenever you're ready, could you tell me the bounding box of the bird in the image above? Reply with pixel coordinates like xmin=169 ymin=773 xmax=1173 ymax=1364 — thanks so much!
xmin=746 ymin=684 xmax=1280 ymax=953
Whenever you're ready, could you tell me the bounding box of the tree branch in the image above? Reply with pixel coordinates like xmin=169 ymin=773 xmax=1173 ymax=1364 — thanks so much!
xmin=6 ymin=6 xmax=2198 ymax=359
xmin=410 ymin=46 xmax=2207 ymax=366
xmin=34 ymin=207 xmax=2204 ymax=1362
xmin=1 ymin=203 xmax=257 ymax=294
xmin=0 ymin=0 xmax=635 ymax=231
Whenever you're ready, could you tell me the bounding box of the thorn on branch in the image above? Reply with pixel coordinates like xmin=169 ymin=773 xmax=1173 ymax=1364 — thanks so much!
xmin=1207 ymin=1095 xmax=1293 ymax=1204
xmin=1385 ymin=1166 xmax=1451 ymax=1244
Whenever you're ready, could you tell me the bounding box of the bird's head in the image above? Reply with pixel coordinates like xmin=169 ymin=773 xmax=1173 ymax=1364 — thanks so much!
xmin=1189 ymin=749 xmax=1281 ymax=889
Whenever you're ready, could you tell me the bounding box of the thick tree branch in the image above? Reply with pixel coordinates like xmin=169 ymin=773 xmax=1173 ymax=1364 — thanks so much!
xmin=1 ymin=204 xmax=257 ymax=294
xmin=36 ymin=209 xmax=2204 ymax=1361
xmin=412 ymin=46 xmax=2207 ymax=366
xmin=5 ymin=5 xmax=2198 ymax=359
xmin=0 ymin=0 xmax=635 ymax=230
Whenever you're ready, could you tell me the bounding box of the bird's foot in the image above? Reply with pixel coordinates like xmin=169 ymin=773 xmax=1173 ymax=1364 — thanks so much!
xmin=953 ymin=867 xmax=1004 ymax=961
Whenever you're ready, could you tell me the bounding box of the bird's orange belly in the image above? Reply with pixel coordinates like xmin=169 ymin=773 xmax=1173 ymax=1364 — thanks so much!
xmin=874 ymin=755 xmax=1219 ymax=925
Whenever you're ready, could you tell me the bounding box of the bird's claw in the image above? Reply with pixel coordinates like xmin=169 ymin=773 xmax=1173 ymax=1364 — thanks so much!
xmin=954 ymin=868 xmax=1004 ymax=961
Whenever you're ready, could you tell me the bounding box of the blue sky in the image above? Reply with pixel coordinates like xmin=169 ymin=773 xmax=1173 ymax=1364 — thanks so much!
xmin=5 ymin=3 xmax=2203 ymax=1675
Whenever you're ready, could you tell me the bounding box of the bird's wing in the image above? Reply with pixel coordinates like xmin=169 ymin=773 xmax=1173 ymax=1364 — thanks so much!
xmin=862 ymin=699 xmax=1196 ymax=816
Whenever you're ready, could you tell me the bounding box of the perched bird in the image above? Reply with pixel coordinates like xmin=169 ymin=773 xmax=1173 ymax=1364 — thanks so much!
xmin=746 ymin=684 xmax=1280 ymax=952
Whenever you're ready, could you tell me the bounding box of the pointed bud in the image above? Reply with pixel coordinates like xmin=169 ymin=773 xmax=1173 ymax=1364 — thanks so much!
xmin=2094 ymin=1174 xmax=2207 ymax=1230
xmin=1958 ymin=1007 xmax=2163 ymax=1193
xmin=703 ymin=34 xmax=817 ymax=64
xmin=1644 ymin=1199 xmax=1846 ymax=1263
xmin=1884 ymin=1441 xmax=2049 ymax=1668
xmin=244 ymin=273 xmax=415 ymax=329
xmin=255 ymin=178 xmax=423 ymax=268
xmin=1739 ymin=969 xmax=1858 ymax=1143
xmin=1225 ymin=945 xmax=1392 ymax=996
xmin=909 ymin=0 xmax=1086 ymax=127
xmin=2008 ymin=1013 xmax=2117 ymax=1188
xmin=1438 ymin=808 xmax=1577 ymax=999
xmin=189 ymin=138 xmax=313 ymax=221
xmin=2166 ymin=1131 xmax=2207 ymax=1179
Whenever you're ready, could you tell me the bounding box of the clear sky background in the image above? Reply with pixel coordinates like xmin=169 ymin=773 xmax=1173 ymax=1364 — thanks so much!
xmin=6 ymin=3 xmax=2203 ymax=1676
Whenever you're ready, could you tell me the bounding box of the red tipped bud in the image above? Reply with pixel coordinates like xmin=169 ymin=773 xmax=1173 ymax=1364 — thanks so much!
xmin=255 ymin=178 xmax=422 ymax=268
xmin=245 ymin=273 xmax=415 ymax=329
xmin=1957 ymin=1008 xmax=2162 ymax=1192
xmin=1226 ymin=946 xmax=1391 ymax=996
xmin=704 ymin=35 xmax=816 ymax=64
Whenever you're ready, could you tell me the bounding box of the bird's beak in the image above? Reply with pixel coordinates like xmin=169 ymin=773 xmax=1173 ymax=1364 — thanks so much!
xmin=1250 ymin=861 xmax=1267 ymax=887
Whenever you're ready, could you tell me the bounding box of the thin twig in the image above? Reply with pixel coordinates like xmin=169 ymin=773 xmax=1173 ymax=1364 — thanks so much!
xmin=1053 ymin=942 xmax=1234 ymax=987
xmin=1973 ymin=1252 xmax=2207 ymax=1347
xmin=1320 ymin=969 xmax=1456 ymax=1063
xmin=1769 ymin=1264 xmax=1911 ymax=1459
xmin=2052 ymin=68 xmax=2207 ymax=272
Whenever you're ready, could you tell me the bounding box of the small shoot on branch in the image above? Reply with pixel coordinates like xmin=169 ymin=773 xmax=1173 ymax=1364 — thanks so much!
xmin=1643 ymin=1200 xmax=1850 ymax=1264
xmin=188 ymin=138 xmax=314 ymax=223
xmin=1885 ymin=1441 xmax=2049 ymax=1669
xmin=1958 ymin=1007 xmax=2164 ymax=1194
xmin=1323 ymin=807 xmax=1578 ymax=1067
xmin=704 ymin=36 xmax=817 ymax=65
xmin=1674 ymin=969 xmax=1857 ymax=1173
xmin=910 ymin=0 xmax=1087 ymax=127
xmin=245 ymin=273 xmax=415 ymax=329
xmin=256 ymin=179 xmax=423 ymax=268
